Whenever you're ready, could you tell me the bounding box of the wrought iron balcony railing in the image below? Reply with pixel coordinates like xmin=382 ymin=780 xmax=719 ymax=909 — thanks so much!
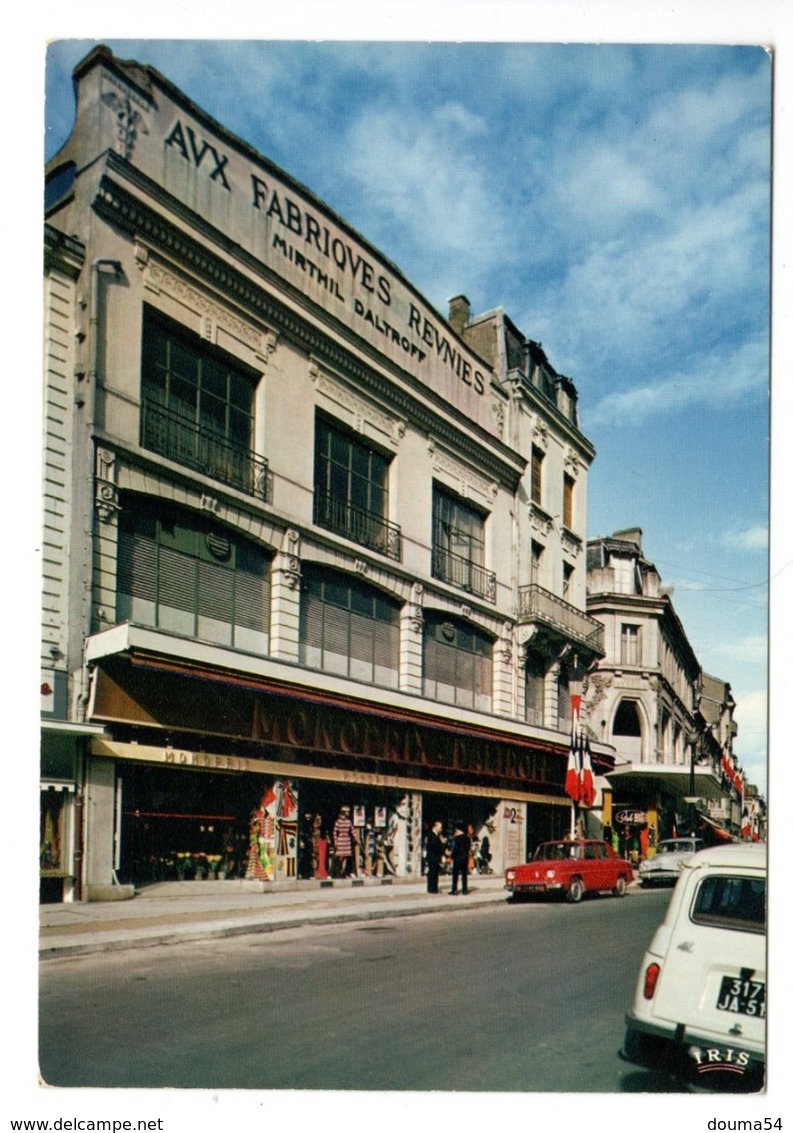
xmin=432 ymin=546 xmax=497 ymax=603
xmin=313 ymin=490 xmax=402 ymax=561
xmin=141 ymin=401 xmax=268 ymax=500
xmin=518 ymin=583 xmax=605 ymax=654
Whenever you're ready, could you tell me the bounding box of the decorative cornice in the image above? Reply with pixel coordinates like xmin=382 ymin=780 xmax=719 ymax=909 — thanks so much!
xmin=44 ymin=225 xmax=86 ymax=280
xmin=561 ymin=528 xmax=583 ymax=557
xmin=428 ymin=438 xmax=498 ymax=505
xmin=309 ymin=358 xmax=405 ymax=445
xmin=140 ymin=251 xmax=277 ymax=361
xmin=529 ymin=502 xmax=554 ymax=536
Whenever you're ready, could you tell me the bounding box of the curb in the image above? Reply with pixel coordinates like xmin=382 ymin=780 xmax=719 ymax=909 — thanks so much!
xmin=39 ymin=890 xmax=507 ymax=959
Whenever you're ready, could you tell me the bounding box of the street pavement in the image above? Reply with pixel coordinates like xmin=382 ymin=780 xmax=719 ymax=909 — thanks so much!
xmin=39 ymin=873 xmax=520 ymax=958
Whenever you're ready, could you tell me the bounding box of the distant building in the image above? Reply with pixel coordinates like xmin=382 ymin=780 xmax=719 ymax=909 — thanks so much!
xmin=42 ymin=46 xmax=611 ymax=901
xmin=584 ymin=528 xmax=751 ymax=848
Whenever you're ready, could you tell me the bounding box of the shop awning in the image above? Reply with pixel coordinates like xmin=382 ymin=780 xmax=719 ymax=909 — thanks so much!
xmin=697 ymin=811 xmax=734 ymax=841
xmin=605 ymin=762 xmax=724 ymax=804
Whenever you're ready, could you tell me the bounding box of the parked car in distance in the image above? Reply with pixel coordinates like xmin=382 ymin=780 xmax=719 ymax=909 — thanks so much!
xmin=504 ymin=838 xmax=634 ymax=904
xmin=638 ymin=836 xmax=705 ymax=888
xmin=624 ymin=842 xmax=766 ymax=1091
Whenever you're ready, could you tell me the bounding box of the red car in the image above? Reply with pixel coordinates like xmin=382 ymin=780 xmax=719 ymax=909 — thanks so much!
xmin=505 ymin=838 xmax=634 ymax=903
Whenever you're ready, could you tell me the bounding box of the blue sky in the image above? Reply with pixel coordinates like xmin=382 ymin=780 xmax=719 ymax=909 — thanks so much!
xmin=44 ymin=38 xmax=772 ymax=793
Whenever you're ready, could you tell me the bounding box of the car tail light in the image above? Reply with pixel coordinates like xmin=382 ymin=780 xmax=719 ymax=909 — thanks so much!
xmin=643 ymin=962 xmax=661 ymax=1000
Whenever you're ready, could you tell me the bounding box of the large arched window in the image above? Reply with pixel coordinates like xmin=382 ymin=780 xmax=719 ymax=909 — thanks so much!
xmin=423 ymin=614 xmax=493 ymax=712
xmin=117 ymin=495 xmax=271 ymax=653
xmin=300 ymin=568 xmax=400 ymax=688
xmin=612 ymin=699 xmax=643 ymax=761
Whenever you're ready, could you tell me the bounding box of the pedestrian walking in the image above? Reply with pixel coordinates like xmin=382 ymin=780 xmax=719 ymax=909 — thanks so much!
xmin=332 ymin=806 xmax=356 ymax=877
xmin=424 ymin=821 xmax=446 ymax=894
xmin=450 ymin=824 xmax=471 ymax=895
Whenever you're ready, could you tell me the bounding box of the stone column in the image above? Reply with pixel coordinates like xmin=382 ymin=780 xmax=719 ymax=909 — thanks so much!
xmin=400 ymin=583 xmax=424 ymax=693
xmin=269 ymin=528 xmax=302 ymax=662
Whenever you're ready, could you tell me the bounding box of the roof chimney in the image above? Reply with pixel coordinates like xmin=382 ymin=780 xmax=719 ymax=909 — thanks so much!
xmin=448 ymin=294 xmax=471 ymax=334
xmin=613 ymin=527 xmax=643 ymax=549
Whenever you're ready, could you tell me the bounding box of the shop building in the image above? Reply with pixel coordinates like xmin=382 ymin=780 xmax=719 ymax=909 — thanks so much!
xmin=43 ymin=46 xmax=610 ymax=901
xmin=584 ymin=528 xmax=751 ymax=853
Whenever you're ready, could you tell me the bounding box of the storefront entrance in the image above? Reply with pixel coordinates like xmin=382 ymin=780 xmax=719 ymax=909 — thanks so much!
xmin=117 ymin=764 xmax=265 ymax=884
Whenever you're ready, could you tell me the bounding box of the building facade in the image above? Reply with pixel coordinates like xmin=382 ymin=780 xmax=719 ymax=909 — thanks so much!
xmin=584 ymin=528 xmax=750 ymax=852
xmin=42 ymin=46 xmax=610 ymax=901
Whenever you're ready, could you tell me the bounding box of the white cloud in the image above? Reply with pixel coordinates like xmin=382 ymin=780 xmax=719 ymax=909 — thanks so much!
xmin=723 ymin=526 xmax=769 ymax=552
xmin=341 ymin=102 xmax=511 ymax=300
xmin=585 ymin=334 xmax=768 ymax=428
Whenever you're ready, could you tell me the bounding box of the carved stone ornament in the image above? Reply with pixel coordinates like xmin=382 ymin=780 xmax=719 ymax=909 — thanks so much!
xmin=532 ymin=420 xmax=549 ymax=450
xmin=500 ymin=621 xmax=515 ymax=667
xmin=144 ymin=259 xmax=273 ymax=360
xmin=564 ymin=448 xmax=581 ymax=477
xmin=101 ymin=82 xmax=149 ymax=160
xmin=529 ymin=504 xmax=553 ymax=537
xmin=585 ymin=672 xmax=613 ymax=713
xmin=95 ymin=448 xmax=119 ymax=522
xmin=200 ymin=494 xmax=220 ymax=514
xmin=491 ymin=396 xmax=505 ymax=439
xmin=280 ymin=528 xmax=302 ymax=589
xmin=409 ymin=583 xmax=424 ymax=633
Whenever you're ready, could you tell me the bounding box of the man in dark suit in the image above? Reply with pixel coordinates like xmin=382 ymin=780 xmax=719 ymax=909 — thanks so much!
xmin=450 ymin=824 xmax=471 ymax=895
xmin=425 ymin=821 xmax=446 ymax=894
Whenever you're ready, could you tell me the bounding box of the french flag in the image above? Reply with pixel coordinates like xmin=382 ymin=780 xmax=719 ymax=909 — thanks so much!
xmin=580 ymin=734 xmax=596 ymax=808
xmin=565 ymin=731 xmax=581 ymax=802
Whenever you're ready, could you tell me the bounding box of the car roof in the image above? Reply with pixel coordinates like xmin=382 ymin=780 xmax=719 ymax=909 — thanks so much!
xmin=682 ymin=841 xmax=766 ymax=871
xmin=540 ymin=838 xmax=603 ymax=846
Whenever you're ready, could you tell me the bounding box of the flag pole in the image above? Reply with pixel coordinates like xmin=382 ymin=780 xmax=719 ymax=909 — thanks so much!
xmin=569 ymin=654 xmax=584 ymax=839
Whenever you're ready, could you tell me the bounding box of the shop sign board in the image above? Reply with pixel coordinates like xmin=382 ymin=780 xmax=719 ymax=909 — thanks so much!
xmin=71 ymin=52 xmax=494 ymax=432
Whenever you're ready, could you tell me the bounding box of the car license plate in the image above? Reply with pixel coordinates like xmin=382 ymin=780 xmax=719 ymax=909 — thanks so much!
xmin=517 ymin=884 xmax=544 ymax=892
xmin=716 ymin=976 xmax=766 ymax=1018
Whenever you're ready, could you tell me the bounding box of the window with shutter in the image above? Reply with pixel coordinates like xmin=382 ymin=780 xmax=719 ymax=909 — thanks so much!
xmin=115 ymin=494 xmax=271 ymax=651
xmin=423 ymin=615 xmax=492 ymax=711
xmin=524 ymin=648 xmax=546 ymax=726
xmin=298 ymin=568 xmax=399 ymax=686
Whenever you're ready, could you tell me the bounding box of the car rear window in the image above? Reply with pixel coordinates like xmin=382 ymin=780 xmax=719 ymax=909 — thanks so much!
xmin=690 ymin=874 xmax=766 ymax=933
xmin=657 ymin=840 xmax=695 ymax=855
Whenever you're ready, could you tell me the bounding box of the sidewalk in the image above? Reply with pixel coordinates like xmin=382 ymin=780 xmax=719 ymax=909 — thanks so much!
xmin=39 ymin=874 xmax=508 ymax=958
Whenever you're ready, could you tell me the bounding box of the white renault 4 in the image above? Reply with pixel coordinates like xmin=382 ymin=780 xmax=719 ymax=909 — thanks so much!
xmin=624 ymin=842 xmax=766 ymax=1090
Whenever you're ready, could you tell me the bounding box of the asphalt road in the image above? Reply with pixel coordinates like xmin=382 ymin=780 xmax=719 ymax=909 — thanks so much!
xmin=39 ymin=887 xmax=682 ymax=1092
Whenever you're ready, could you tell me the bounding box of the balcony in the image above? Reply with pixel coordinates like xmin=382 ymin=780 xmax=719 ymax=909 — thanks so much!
xmin=314 ymin=490 xmax=402 ymax=561
xmin=432 ymin=546 xmax=497 ymax=603
xmin=141 ymin=401 xmax=268 ymax=500
xmin=518 ymin=583 xmax=605 ymax=654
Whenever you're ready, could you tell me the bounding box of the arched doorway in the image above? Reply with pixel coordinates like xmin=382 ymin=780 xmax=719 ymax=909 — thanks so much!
xmin=612 ymin=698 xmax=643 ymax=761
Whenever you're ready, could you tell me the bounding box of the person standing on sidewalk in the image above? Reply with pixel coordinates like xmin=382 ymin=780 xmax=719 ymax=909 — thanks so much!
xmin=425 ymin=821 xmax=446 ymax=894
xmin=450 ymin=824 xmax=471 ymax=895
xmin=332 ymin=806 xmax=356 ymax=877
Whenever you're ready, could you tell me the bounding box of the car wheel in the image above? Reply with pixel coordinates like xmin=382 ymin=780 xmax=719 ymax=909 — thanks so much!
xmin=613 ymin=875 xmax=627 ymax=897
xmin=566 ymin=877 xmax=584 ymax=904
